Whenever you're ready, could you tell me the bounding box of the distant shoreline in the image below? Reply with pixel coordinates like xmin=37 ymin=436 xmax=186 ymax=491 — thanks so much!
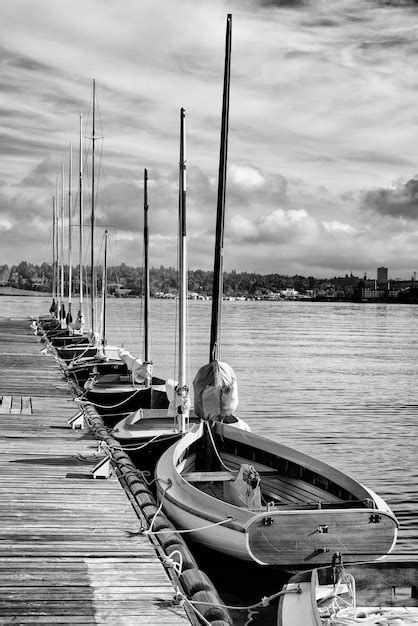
xmin=0 ymin=287 xmax=50 ymax=297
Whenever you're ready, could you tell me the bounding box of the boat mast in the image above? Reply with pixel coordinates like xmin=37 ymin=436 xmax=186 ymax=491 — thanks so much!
xmin=51 ymin=196 xmax=57 ymax=315
xmin=55 ymin=183 xmax=59 ymax=311
xmin=90 ymin=79 xmax=96 ymax=340
xmin=143 ymin=168 xmax=149 ymax=362
xmin=101 ymin=229 xmax=108 ymax=349
xmin=66 ymin=142 xmax=73 ymax=325
xmin=54 ymin=183 xmax=59 ymax=312
xmin=60 ymin=164 xmax=66 ymax=325
xmin=177 ymin=107 xmax=189 ymax=433
xmin=209 ymin=13 xmax=232 ymax=363
xmin=78 ymin=113 xmax=84 ymax=326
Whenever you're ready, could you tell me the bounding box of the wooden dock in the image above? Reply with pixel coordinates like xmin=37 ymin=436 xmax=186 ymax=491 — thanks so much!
xmin=0 ymin=317 xmax=190 ymax=624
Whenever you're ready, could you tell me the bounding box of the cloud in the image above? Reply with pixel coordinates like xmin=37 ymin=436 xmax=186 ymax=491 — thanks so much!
xmin=1 ymin=0 xmax=418 ymax=279
xmin=361 ymin=176 xmax=418 ymax=220
xmin=20 ymin=157 xmax=58 ymax=187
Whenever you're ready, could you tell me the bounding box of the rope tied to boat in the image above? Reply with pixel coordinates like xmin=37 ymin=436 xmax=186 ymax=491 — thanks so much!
xmin=205 ymin=420 xmax=236 ymax=474
xmin=141 ymin=479 xmax=172 ymax=535
xmin=115 ymin=431 xmax=179 ymax=452
xmin=172 ymin=585 xmax=302 ymax=626
xmin=143 ymin=512 xmax=235 ymax=537
xmin=172 ymin=589 xmax=212 ymax=626
xmin=162 ymin=549 xmax=183 ymax=575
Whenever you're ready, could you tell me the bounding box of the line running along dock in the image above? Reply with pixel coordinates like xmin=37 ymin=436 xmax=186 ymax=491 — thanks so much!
xmin=0 ymin=317 xmax=190 ymax=624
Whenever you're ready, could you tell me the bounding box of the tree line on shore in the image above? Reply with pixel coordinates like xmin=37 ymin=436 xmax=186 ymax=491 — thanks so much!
xmin=0 ymin=260 xmax=358 ymax=298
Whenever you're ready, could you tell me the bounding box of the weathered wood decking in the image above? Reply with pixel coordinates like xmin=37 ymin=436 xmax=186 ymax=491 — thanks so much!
xmin=0 ymin=317 xmax=189 ymax=624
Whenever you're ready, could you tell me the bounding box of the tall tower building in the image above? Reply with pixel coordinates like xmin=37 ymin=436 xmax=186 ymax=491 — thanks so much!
xmin=377 ymin=267 xmax=388 ymax=284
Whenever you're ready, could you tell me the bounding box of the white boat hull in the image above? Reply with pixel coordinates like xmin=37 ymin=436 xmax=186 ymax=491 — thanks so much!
xmin=155 ymin=422 xmax=398 ymax=567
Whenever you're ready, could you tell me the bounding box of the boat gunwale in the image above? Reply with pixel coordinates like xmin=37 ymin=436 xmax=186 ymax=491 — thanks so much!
xmin=165 ymin=422 xmax=396 ymax=515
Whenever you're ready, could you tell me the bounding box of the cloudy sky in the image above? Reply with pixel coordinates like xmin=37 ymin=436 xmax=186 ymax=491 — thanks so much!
xmin=2 ymin=0 xmax=418 ymax=279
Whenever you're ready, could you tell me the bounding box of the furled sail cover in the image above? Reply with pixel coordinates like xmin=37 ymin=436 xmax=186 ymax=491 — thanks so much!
xmin=118 ymin=348 xmax=138 ymax=371
xmin=118 ymin=348 xmax=152 ymax=384
xmin=193 ymin=360 xmax=238 ymax=420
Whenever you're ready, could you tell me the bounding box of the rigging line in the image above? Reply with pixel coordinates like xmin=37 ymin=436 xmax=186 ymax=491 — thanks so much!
xmin=107 ymin=233 xmax=135 ymax=351
xmin=205 ymin=420 xmax=236 ymax=473
xmin=107 ymin=235 xmax=130 ymax=349
xmin=95 ymin=231 xmax=107 ymax=339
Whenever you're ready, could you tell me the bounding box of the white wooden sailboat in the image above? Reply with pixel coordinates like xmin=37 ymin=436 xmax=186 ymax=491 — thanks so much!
xmin=111 ymin=108 xmax=197 ymax=440
xmin=155 ymin=420 xmax=397 ymax=566
xmin=154 ymin=13 xmax=398 ymax=568
xmin=277 ymin=560 xmax=418 ymax=625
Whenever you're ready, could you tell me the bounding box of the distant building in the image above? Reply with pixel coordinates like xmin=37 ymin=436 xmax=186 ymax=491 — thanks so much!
xmin=377 ymin=267 xmax=388 ymax=284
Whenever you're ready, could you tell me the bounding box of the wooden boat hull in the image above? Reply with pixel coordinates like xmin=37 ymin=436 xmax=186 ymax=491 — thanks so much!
xmin=49 ymin=335 xmax=90 ymax=348
xmin=155 ymin=423 xmax=398 ymax=567
xmin=85 ymin=380 xmax=169 ymax=423
xmin=57 ymin=345 xmax=98 ymax=363
xmin=246 ymin=508 xmax=397 ymax=566
xmin=66 ymin=359 xmax=128 ymax=386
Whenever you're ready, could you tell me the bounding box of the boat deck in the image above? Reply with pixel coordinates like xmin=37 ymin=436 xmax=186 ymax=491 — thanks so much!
xmin=0 ymin=317 xmax=189 ymax=624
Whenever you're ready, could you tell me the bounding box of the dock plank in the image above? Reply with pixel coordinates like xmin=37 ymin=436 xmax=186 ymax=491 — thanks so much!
xmin=0 ymin=317 xmax=190 ymax=624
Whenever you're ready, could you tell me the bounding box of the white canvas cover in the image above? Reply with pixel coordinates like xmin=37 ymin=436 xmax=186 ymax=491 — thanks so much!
xmin=118 ymin=348 xmax=138 ymax=371
xmin=132 ymin=360 xmax=152 ymax=384
xmin=165 ymin=379 xmax=177 ymax=417
xmin=117 ymin=348 xmax=152 ymax=384
xmin=193 ymin=360 xmax=239 ymax=420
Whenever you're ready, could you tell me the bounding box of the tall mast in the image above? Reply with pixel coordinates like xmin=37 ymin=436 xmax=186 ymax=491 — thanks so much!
xmin=101 ymin=230 xmax=108 ymax=349
xmin=143 ymin=168 xmax=149 ymax=362
xmin=51 ymin=196 xmax=56 ymax=314
xmin=209 ymin=14 xmax=232 ymax=362
xmin=177 ymin=106 xmax=189 ymax=433
xmin=60 ymin=164 xmax=65 ymax=323
xmin=66 ymin=142 xmax=73 ymax=325
xmin=90 ymin=78 xmax=96 ymax=339
xmin=78 ymin=113 xmax=84 ymax=325
xmin=54 ymin=180 xmax=59 ymax=308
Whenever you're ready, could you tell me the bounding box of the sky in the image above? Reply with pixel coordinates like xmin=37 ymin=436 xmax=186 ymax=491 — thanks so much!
xmin=1 ymin=0 xmax=418 ymax=279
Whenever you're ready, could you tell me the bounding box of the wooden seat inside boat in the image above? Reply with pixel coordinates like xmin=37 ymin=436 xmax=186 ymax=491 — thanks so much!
xmin=181 ymin=471 xmax=237 ymax=483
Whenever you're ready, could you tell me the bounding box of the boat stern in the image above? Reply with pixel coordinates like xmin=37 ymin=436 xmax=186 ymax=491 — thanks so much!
xmin=245 ymin=508 xmax=398 ymax=567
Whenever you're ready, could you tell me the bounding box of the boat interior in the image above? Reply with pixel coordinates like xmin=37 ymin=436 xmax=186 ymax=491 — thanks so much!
xmin=178 ymin=433 xmax=373 ymax=511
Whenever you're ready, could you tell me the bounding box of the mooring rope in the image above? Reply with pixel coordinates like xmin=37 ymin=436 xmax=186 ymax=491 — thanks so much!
xmin=143 ymin=515 xmax=234 ymax=537
xmin=76 ymin=385 xmax=148 ymax=409
xmin=173 ymin=585 xmax=301 ymax=625
xmin=162 ymin=549 xmax=183 ymax=575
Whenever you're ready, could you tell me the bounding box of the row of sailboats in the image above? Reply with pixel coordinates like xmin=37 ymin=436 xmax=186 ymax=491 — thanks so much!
xmin=39 ymin=14 xmax=399 ymax=578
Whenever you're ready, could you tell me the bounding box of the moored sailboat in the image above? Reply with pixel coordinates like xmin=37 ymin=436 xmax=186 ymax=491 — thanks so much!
xmin=154 ymin=13 xmax=398 ymax=568
xmin=82 ymin=166 xmax=168 ymax=424
xmin=56 ymin=81 xmax=118 ymax=365
xmin=277 ymin=559 xmax=418 ymax=625
xmin=112 ymin=109 xmax=200 ymax=444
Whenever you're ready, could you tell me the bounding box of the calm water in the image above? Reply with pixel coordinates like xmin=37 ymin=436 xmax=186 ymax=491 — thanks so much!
xmin=3 ymin=294 xmax=417 ymax=557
